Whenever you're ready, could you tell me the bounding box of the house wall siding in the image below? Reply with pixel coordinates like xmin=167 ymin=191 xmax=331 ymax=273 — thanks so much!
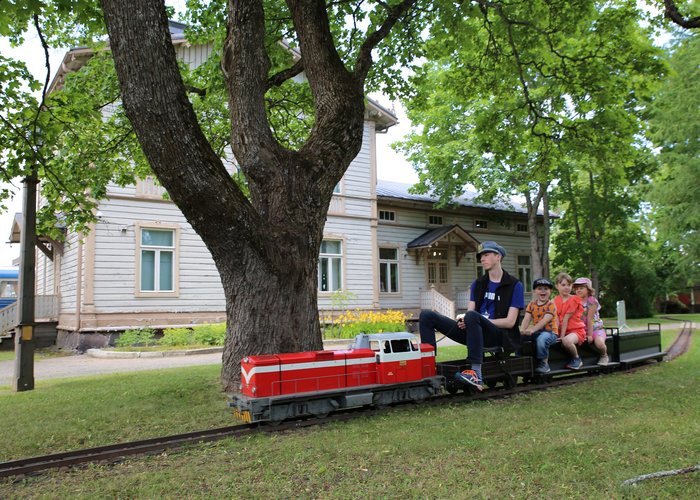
xmin=91 ymin=197 xmax=226 ymax=313
xmin=56 ymin=120 xmax=377 ymax=327
xmin=376 ymin=203 xmax=536 ymax=311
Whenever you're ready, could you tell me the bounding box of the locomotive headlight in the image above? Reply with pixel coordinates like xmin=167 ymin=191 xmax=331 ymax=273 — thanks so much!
xmin=252 ymin=387 xmax=256 ymax=394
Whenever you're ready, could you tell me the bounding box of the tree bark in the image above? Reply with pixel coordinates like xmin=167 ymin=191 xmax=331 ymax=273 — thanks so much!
xmin=525 ymin=182 xmax=550 ymax=280
xmin=99 ymin=0 xmax=366 ymax=390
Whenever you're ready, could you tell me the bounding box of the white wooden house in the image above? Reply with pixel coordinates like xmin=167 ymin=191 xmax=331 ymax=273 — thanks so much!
xmin=2 ymin=23 xmax=544 ymax=349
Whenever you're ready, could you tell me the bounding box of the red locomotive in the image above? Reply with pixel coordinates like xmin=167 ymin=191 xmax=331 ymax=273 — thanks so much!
xmin=230 ymin=332 xmax=442 ymax=423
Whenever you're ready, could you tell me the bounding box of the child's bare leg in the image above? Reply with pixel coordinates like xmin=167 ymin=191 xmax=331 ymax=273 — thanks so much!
xmin=561 ymin=333 xmax=579 ymax=358
xmin=594 ymin=335 xmax=607 ymax=355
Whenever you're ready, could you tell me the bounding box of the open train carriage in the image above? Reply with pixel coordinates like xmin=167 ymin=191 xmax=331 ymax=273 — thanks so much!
xmin=520 ymin=323 xmax=666 ymax=377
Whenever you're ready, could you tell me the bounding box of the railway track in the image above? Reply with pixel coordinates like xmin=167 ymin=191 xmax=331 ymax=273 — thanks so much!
xmin=1 ymin=323 xmax=693 ymax=480
xmin=663 ymin=319 xmax=694 ymax=361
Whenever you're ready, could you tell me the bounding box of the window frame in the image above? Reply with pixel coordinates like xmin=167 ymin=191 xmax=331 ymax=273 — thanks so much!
xmin=428 ymin=214 xmax=443 ymax=226
xmin=135 ymin=223 xmax=180 ymax=298
xmin=474 ymin=219 xmax=488 ymax=229
xmin=517 ymin=254 xmax=532 ymax=293
xmin=378 ymin=210 xmax=397 ymax=222
xmin=378 ymin=247 xmax=400 ymax=294
xmin=318 ymin=238 xmax=344 ymax=293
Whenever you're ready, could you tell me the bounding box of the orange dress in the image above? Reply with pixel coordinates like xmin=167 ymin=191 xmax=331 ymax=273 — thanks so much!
xmin=554 ymin=295 xmax=586 ymax=344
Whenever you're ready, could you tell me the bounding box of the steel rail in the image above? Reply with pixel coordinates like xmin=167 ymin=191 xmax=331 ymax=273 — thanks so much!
xmin=664 ymin=320 xmax=693 ymax=361
xmin=1 ymin=325 xmax=690 ymax=480
xmin=0 ymin=424 xmax=258 ymax=479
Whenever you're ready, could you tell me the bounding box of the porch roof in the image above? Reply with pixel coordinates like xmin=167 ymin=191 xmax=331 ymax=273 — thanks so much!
xmin=9 ymin=213 xmax=21 ymax=244
xmin=406 ymin=224 xmax=480 ymax=251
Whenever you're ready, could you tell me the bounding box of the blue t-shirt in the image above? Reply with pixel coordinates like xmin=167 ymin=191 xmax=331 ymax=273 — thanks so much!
xmin=469 ymin=279 xmax=525 ymax=320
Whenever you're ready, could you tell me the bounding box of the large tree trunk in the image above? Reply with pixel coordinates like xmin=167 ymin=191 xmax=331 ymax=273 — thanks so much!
xmin=525 ymin=182 xmax=551 ymax=280
xmin=100 ymin=0 xmax=366 ymax=391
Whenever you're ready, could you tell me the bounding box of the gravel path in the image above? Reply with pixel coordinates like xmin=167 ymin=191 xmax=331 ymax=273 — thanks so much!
xmin=0 ymin=352 xmax=222 ymax=387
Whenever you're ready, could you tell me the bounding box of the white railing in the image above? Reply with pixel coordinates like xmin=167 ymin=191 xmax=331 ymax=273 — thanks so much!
xmin=0 ymin=304 xmax=16 ymax=337
xmin=456 ymin=290 xmax=470 ymax=309
xmin=419 ymin=286 xmax=455 ymax=319
xmin=0 ymin=295 xmax=59 ymax=337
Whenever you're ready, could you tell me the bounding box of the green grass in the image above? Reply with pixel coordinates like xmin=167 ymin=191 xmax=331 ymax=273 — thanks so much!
xmin=1 ymin=329 xmax=698 ymax=497
xmin=0 ymin=365 xmax=229 ymax=461
xmin=0 ymin=347 xmax=72 ymax=363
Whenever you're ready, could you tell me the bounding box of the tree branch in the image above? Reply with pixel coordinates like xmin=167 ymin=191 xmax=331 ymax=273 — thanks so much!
xmin=266 ymin=58 xmax=304 ymax=89
xmin=32 ymin=14 xmax=51 ymax=139
xmin=664 ymin=0 xmax=700 ymax=29
xmin=354 ymin=0 xmax=419 ymax=82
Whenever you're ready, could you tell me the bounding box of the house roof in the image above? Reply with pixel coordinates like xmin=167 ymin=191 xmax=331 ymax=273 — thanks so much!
xmin=9 ymin=213 xmax=22 ymax=244
xmin=407 ymin=224 xmax=480 ymax=250
xmin=47 ymin=23 xmax=398 ymax=130
xmin=377 ymin=179 xmax=550 ymax=217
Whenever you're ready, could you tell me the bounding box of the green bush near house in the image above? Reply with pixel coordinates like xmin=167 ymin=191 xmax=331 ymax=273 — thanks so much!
xmin=192 ymin=323 xmax=226 ymax=346
xmin=115 ymin=328 xmax=157 ymax=347
xmin=159 ymin=327 xmax=195 ymax=346
xmin=113 ymin=324 xmax=226 ymax=349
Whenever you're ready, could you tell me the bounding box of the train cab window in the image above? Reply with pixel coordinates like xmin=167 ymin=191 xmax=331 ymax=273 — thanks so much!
xmin=410 ymin=340 xmax=419 ymax=351
xmin=383 ymin=341 xmax=392 ymax=354
xmin=369 ymin=340 xmax=381 ymax=352
xmin=390 ymin=339 xmax=411 ymax=353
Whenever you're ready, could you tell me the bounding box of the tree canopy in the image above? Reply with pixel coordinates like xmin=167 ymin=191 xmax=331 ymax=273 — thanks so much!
xmin=396 ymin=0 xmax=666 ymax=287
xmin=647 ymin=33 xmax=700 ymax=287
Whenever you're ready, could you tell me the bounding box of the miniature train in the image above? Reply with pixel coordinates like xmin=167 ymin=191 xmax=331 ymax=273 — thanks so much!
xmin=229 ymin=326 xmax=666 ymax=423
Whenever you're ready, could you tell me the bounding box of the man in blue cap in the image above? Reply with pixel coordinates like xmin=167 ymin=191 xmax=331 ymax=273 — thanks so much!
xmin=418 ymin=240 xmax=525 ymax=390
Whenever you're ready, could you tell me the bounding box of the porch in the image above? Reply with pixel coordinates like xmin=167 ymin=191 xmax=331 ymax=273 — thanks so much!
xmin=0 ymin=295 xmax=59 ymax=346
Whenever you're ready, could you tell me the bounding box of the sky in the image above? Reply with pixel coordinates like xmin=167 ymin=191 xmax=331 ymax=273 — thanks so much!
xmin=0 ymin=26 xmax=418 ymax=267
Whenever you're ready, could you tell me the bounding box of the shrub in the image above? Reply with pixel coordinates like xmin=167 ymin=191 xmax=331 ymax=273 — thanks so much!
xmin=192 ymin=323 xmax=226 ymax=346
xmin=323 ymin=310 xmax=409 ymax=339
xmin=159 ymin=327 xmax=195 ymax=346
xmin=115 ymin=328 xmax=157 ymax=347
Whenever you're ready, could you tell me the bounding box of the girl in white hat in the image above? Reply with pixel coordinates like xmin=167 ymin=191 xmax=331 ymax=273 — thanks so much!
xmin=573 ymin=277 xmax=609 ymax=365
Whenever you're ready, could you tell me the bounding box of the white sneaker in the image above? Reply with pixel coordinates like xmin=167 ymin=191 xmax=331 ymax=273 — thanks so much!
xmin=597 ymin=355 xmax=609 ymax=365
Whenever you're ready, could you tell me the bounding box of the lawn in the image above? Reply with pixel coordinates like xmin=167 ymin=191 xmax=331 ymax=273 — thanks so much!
xmin=1 ymin=329 xmax=698 ymax=497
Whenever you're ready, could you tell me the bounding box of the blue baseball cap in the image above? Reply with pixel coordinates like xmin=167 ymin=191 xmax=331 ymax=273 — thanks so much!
xmin=476 ymin=241 xmax=506 ymax=258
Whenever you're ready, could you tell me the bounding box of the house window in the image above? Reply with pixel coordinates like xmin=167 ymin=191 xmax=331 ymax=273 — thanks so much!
xmin=517 ymin=255 xmax=532 ymax=293
xmin=427 ymin=248 xmax=448 ymax=285
xmin=379 ymin=248 xmax=399 ymax=293
xmin=379 ymin=210 xmax=396 ymax=222
xmin=517 ymin=223 xmax=528 ymax=233
xmin=139 ymin=228 xmax=175 ymax=293
xmin=319 ymin=239 xmax=343 ymax=292
xmin=475 ymin=219 xmax=488 ymax=229
xmin=428 ymin=215 xmax=443 ymax=226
